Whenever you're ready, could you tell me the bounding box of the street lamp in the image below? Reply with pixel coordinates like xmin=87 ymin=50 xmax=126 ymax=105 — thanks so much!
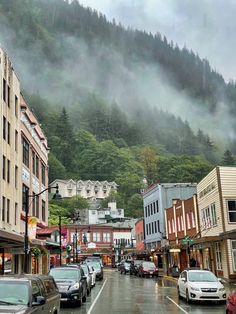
xmin=24 ymin=184 xmax=61 ymax=273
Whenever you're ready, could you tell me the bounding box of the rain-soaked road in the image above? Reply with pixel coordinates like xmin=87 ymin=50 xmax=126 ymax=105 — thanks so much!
xmin=61 ymin=268 xmax=226 ymax=314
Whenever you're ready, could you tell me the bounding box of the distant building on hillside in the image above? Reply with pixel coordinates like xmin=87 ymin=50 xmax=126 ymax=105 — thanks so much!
xmin=49 ymin=179 xmax=118 ymax=200
xmin=88 ymin=202 xmax=124 ymax=224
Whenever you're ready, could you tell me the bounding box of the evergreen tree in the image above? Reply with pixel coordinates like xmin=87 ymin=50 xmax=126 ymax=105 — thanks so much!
xmin=221 ymin=150 xmax=235 ymax=166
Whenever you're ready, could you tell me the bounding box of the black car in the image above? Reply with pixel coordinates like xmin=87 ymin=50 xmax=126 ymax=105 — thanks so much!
xmin=130 ymin=260 xmax=143 ymax=275
xmin=119 ymin=260 xmax=132 ymax=274
xmin=0 ymin=274 xmax=60 ymax=313
xmin=49 ymin=266 xmax=87 ymax=306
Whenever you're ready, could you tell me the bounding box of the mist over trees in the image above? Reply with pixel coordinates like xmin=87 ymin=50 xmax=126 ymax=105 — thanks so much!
xmin=0 ymin=0 xmax=235 ymax=216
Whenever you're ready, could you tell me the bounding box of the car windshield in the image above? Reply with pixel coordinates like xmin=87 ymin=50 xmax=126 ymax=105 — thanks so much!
xmin=188 ymin=271 xmax=217 ymax=282
xmin=87 ymin=262 xmax=101 ymax=270
xmin=0 ymin=282 xmax=29 ymax=305
xmin=143 ymin=262 xmax=155 ymax=268
xmin=81 ymin=265 xmax=89 ymax=274
xmin=134 ymin=260 xmax=142 ymax=265
xmin=50 ymin=268 xmax=79 ymax=280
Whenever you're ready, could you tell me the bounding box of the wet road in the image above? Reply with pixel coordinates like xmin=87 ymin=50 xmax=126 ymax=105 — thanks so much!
xmin=61 ymin=268 xmax=226 ymax=314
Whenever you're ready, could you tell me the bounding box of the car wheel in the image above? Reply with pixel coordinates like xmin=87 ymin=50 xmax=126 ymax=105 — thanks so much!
xmin=82 ymin=293 xmax=87 ymax=303
xmin=177 ymin=287 xmax=181 ymax=299
xmin=186 ymin=289 xmax=191 ymax=303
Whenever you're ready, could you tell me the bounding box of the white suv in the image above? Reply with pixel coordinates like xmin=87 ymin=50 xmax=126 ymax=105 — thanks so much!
xmin=177 ymin=269 xmax=226 ymax=303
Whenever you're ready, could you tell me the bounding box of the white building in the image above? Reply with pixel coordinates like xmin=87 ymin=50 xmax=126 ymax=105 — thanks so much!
xmin=88 ymin=202 xmax=124 ymax=224
xmin=49 ymin=179 xmax=118 ymax=200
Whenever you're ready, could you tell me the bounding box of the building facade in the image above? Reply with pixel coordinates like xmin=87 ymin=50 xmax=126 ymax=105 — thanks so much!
xmin=165 ymin=196 xmax=199 ymax=273
xmin=88 ymin=202 xmax=124 ymax=224
xmin=143 ymin=183 xmax=197 ymax=250
xmin=50 ymin=179 xmax=118 ymax=200
xmin=196 ymin=166 xmax=236 ymax=281
xmin=135 ymin=218 xmax=145 ymax=251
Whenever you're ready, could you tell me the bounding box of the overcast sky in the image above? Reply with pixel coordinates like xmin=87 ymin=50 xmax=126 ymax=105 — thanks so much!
xmin=79 ymin=0 xmax=236 ymax=82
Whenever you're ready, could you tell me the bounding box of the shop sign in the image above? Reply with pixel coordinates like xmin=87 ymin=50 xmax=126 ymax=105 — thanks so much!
xmin=88 ymin=242 xmax=96 ymax=249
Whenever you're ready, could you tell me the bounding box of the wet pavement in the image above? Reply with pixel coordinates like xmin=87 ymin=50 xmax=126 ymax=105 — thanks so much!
xmin=61 ymin=268 xmax=226 ymax=314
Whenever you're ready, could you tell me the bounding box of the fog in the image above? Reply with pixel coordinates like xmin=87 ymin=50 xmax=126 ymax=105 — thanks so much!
xmin=79 ymin=0 xmax=236 ymax=82
xmin=0 ymin=1 xmax=235 ymax=144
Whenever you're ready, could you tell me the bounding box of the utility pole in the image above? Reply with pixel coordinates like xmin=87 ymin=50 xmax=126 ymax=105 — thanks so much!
xmin=59 ymin=215 xmax=62 ymax=266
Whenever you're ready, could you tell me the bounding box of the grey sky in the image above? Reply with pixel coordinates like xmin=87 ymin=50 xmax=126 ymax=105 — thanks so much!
xmin=79 ymin=0 xmax=236 ymax=82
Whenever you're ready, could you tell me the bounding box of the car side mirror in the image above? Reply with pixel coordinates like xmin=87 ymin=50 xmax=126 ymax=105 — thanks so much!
xmin=181 ymin=278 xmax=186 ymax=282
xmin=89 ymin=271 xmax=93 ymax=275
xmin=82 ymin=275 xmax=87 ymax=280
xmin=32 ymin=296 xmax=45 ymax=306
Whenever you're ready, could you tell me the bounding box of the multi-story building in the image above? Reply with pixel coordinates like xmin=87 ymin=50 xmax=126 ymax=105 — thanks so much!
xmin=196 ymin=166 xmax=236 ymax=281
xmin=88 ymin=202 xmax=124 ymax=224
xmin=142 ymin=183 xmax=197 ymax=271
xmin=0 ymin=48 xmax=49 ymax=274
xmin=165 ymin=196 xmax=199 ymax=272
xmin=49 ymin=179 xmax=118 ymax=200
xmin=0 ymin=48 xmax=23 ymax=273
xmin=20 ymin=95 xmax=49 ymax=273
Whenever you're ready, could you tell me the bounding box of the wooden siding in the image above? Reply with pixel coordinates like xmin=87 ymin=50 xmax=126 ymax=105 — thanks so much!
xmin=197 ymin=168 xmax=223 ymax=237
xmin=219 ymin=167 xmax=236 ymax=232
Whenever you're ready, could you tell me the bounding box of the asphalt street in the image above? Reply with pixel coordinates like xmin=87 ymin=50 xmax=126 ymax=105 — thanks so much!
xmin=60 ymin=268 xmax=226 ymax=314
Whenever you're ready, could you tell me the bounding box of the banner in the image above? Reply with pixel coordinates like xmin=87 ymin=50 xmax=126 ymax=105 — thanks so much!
xmin=28 ymin=216 xmax=37 ymax=240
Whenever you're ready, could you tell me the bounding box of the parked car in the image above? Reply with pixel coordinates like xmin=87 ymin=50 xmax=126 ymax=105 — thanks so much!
xmin=130 ymin=260 xmax=143 ymax=276
xmin=226 ymin=290 xmax=236 ymax=313
xmin=119 ymin=260 xmax=132 ymax=274
xmin=88 ymin=265 xmax=96 ymax=288
xmin=138 ymin=261 xmax=158 ymax=277
xmin=85 ymin=256 xmax=103 ymax=268
xmin=177 ymin=269 xmax=226 ymax=303
xmin=0 ymin=274 xmax=60 ymax=313
xmin=80 ymin=263 xmax=92 ymax=295
xmin=86 ymin=261 xmax=104 ymax=280
xmin=49 ymin=266 xmax=87 ymax=306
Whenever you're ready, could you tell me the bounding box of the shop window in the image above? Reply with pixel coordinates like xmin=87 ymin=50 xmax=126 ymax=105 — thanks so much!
xmin=232 ymin=240 xmax=236 ymax=271
xmin=22 ymin=138 xmax=29 ymax=167
xmin=227 ymin=200 xmax=236 ymax=223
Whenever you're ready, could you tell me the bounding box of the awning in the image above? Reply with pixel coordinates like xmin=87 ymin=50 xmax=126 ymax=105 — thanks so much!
xmin=219 ymin=229 xmax=236 ymax=239
xmin=0 ymin=229 xmax=24 ymax=250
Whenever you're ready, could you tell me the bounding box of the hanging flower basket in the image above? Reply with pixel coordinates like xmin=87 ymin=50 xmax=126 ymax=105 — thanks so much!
xmin=31 ymin=247 xmax=41 ymax=257
xmin=40 ymin=247 xmax=49 ymax=256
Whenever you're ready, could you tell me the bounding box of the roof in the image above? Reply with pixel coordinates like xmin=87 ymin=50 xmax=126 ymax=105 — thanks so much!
xmin=36 ymin=226 xmax=67 ymax=235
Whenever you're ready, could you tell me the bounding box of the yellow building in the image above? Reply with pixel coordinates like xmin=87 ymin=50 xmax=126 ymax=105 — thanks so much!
xmin=196 ymin=166 xmax=236 ymax=281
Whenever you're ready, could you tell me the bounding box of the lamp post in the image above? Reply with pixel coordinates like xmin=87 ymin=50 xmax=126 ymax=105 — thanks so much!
xmin=24 ymin=184 xmax=60 ymax=273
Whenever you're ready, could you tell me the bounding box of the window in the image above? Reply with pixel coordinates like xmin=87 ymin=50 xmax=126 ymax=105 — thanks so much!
xmin=191 ymin=212 xmax=196 ymax=228
xmin=151 ymin=203 xmax=153 ymax=215
xmin=201 ymin=203 xmax=218 ymax=228
xmin=32 ymin=281 xmax=41 ymax=302
xmin=15 ymin=165 xmax=18 ymax=188
xmin=168 ymin=220 xmax=172 ymax=234
xmin=215 ymin=242 xmax=222 ymax=270
xmin=32 ymin=192 xmax=36 ymax=217
xmin=145 ymin=206 xmax=147 ymax=217
xmin=36 ymin=195 xmax=39 ymax=218
xmin=186 ymin=213 xmax=191 ymax=229
xmin=7 ymin=85 xmax=10 ymax=107
xmin=172 ymin=218 xmax=175 ymax=233
xmin=153 ymin=202 xmax=156 ymax=214
xmin=157 ymin=220 xmax=160 ymax=232
xmin=15 ymin=95 xmax=18 ymax=117
xmin=93 ymin=232 xmax=100 ymax=242
xmin=15 ymin=130 xmax=18 ymax=152
xmin=22 ymin=138 xmax=29 ymax=167
xmin=7 ymin=122 xmax=10 ymax=144
xmin=152 ymin=221 xmax=154 ymax=233
xmin=227 ymin=200 xmax=236 ymax=223
xmin=7 ymin=199 xmax=10 ymax=223
xmin=154 ymin=221 xmax=157 ymax=233
xmin=149 ymin=223 xmax=151 ymax=234
xmin=15 ymin=203 xmax=18 ymax=225
xmin=177 ymin=216 xmax=180 ymax=231
xmin=148 ymin=205 xmax=150 ymax=216
xmin=3 ymin=116 xmax=6 ymax=140
xmin=7 ymin=159 xmax=10 ymax=183
xmin=32 ymin=152 xmax=36 ymax=175
xmin=22 ymin=184 xmax=29 ymax=212
xmin=156 ymin=200 xmax=159 ymax=212
xmin=42 ymin=200 xmax=46 ymax=221
xmin=146 ymin=224 xmax=149 ymax=235
xmin=3 ymin=78 xmax=6 ymax=102
xmin=2 ymin=155 xmax=6 ymax=180
xmin=2 ymin=196 xmax=6 ymax=221
xmin=35 ymin=156 xmax=39 ymax=178
xmin=103 ymin=232 xmax=111 ymax=242
xmin=232 ymin=240 xmax=236 ymax=271
xmin=41 ymin=164 xmax=46 ymax=185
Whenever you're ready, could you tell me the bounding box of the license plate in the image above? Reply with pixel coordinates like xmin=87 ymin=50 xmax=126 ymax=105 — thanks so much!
xmin=60 ymin=298 xmax=68 ymax=301
xmin=150 ymin=272 xmax=153 ymax=274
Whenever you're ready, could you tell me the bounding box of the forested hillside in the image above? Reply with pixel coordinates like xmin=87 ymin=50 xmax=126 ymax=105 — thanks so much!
xmin=0 ymin=0 xmax=236 ymax=216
